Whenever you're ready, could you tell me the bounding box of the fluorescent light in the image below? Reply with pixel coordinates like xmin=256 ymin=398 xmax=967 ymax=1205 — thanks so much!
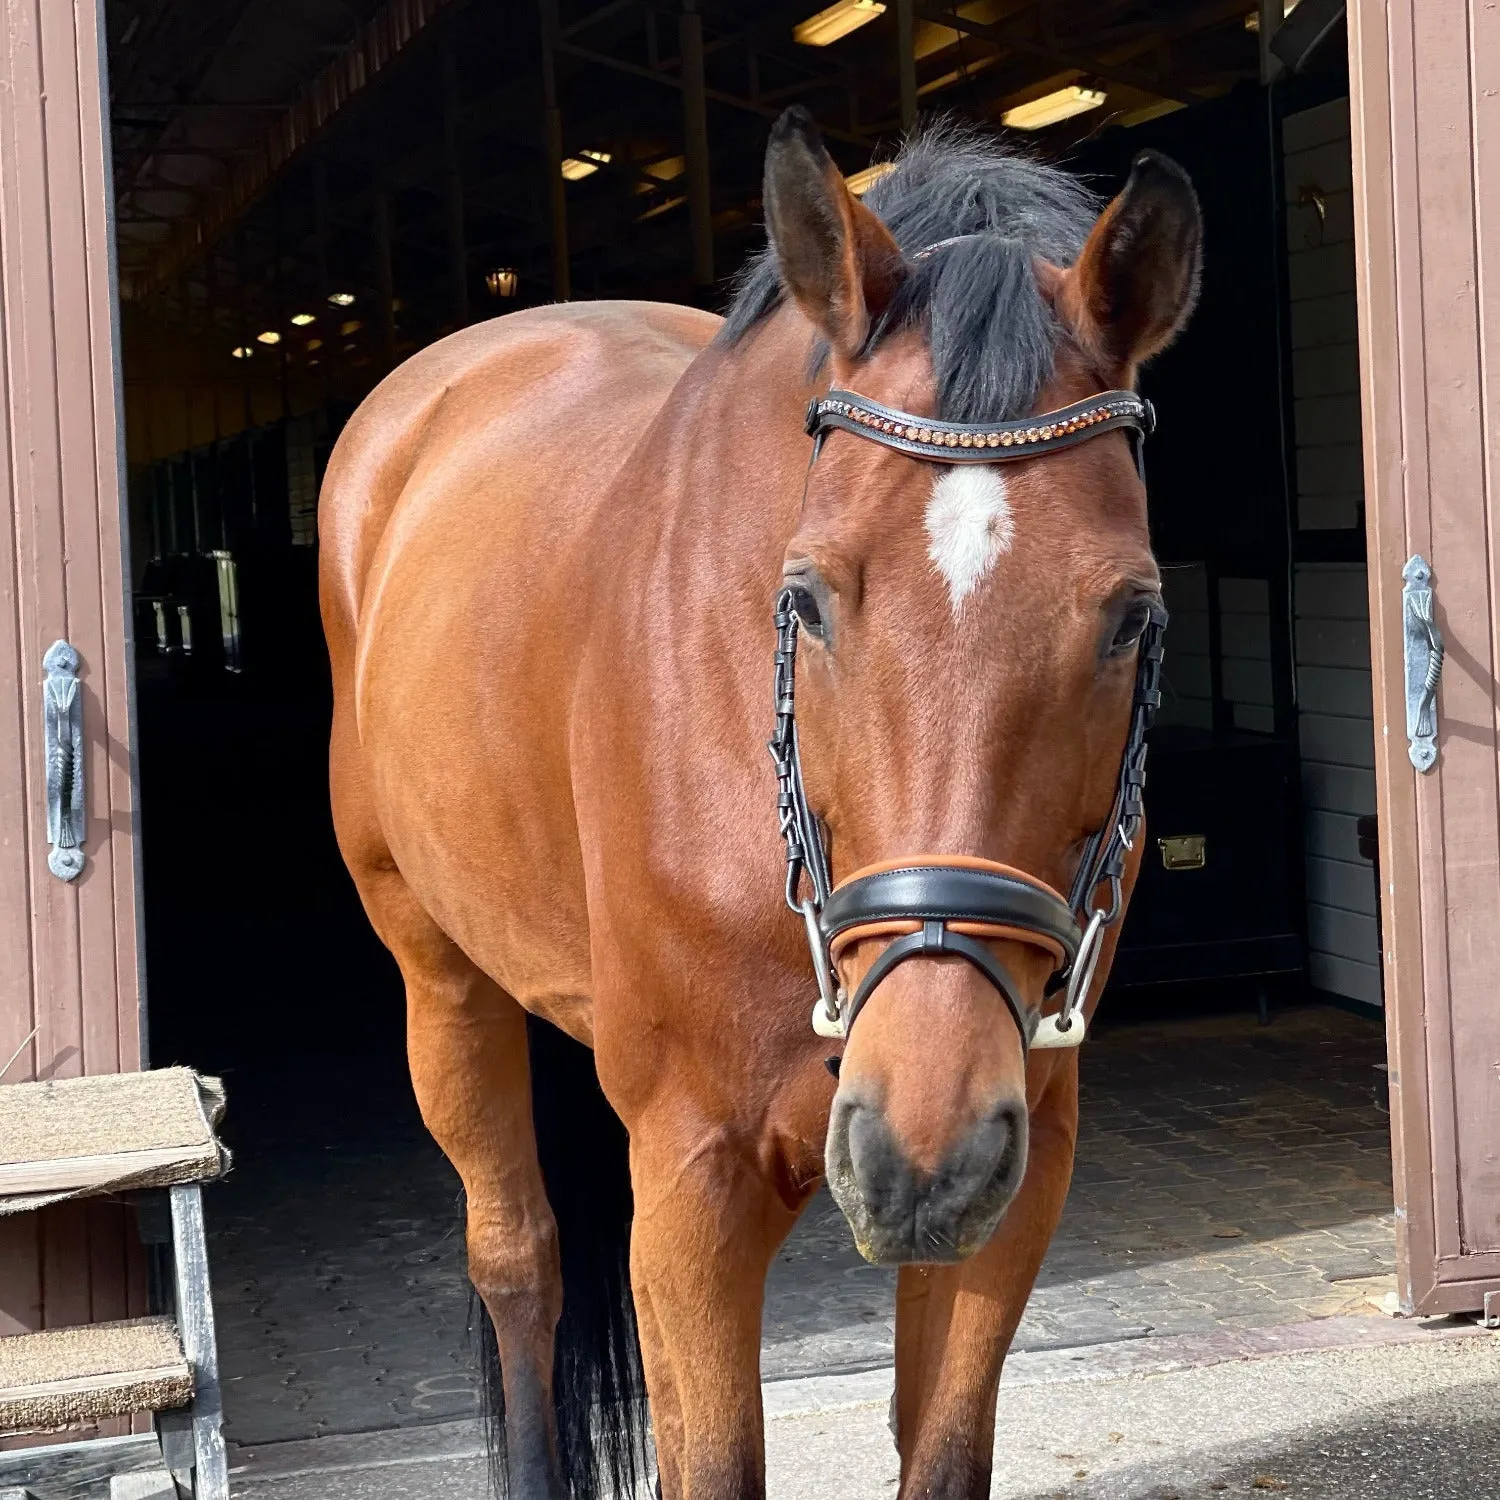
xmin=255 ymin=329 xmax=282 ymax=345
xmin=1002 ymin=86 xmax=1107 ymax=131
xmin=230 ymin=345 xmax=253 ymax=359
xmin=561 ymin=149 xmax=611 ymax=181
xmin=794 ymin=0 xmax=885 ymax=45
xmin=328 ymin=291 xmax=356 ymax=307
xmin=845 ymin=162 xmax=895 ymax=196
xmin=290 ymin=312 xmax=316 ymax=326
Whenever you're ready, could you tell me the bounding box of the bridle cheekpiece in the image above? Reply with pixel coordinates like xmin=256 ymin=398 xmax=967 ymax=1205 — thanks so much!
xmin=770 ymin=378 xmax=1166 ymax=1058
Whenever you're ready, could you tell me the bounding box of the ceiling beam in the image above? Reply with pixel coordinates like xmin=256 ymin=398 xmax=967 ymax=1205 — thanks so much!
xmin=555 ymin=40 xmax=871 ymax=145
xmin=910 ymin=3 xmax=1211 ymax=107
xmin=561 ymin=0 xmax=646 ymax=40
xmin=147 ymin=0 xmax=462 ymax=290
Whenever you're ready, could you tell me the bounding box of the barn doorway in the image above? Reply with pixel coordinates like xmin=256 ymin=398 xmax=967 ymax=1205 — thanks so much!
xmin=108 ymin=0 xmax=1391 ymax=1456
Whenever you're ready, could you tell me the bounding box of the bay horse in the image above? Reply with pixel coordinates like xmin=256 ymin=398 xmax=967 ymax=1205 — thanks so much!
xmin=321 ymin=108 xmax=1200 ymax=1500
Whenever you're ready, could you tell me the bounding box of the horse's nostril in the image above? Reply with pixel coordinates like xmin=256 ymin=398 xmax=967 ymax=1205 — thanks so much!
xmin=927 ymin=1100 xmax=1024 ymax=1206
xmin=844 ymin=1098 xmax=915 ymax=1225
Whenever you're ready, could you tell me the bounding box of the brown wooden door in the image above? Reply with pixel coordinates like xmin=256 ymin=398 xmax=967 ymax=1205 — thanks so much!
xmin=1350 ymin=0 xmax=1500 ymax=1315
xmin=0 ymin=0 xmax=148 ymax=1336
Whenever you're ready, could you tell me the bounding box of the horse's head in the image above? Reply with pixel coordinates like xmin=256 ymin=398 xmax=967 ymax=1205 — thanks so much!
xmin=751 ymin=110 xmax=1201 ymax=1264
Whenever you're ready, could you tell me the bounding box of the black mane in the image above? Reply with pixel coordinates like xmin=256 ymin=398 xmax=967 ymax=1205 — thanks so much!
xmin=716 ymin=123 xmax=1100 ymax=423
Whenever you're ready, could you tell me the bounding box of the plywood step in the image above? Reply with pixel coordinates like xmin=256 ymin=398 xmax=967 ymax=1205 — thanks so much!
xmin=0 ymin=1068 xmax=225 ymax=1208
xmin=0 ymin=1318 xmax=192 ymax=1434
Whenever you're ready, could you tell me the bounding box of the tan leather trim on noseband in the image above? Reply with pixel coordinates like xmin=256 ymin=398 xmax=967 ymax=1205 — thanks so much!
xmin=826 ymin=855 xmax=1074 ymax=970
xmin=828 ymin=918 xmax=1069 ymax=968
xmin=832 ymin=853 xmax=1069 ymax=905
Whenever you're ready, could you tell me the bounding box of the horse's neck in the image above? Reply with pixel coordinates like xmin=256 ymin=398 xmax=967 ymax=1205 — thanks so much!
xmin=650 ymin=308 xmax=816 ymax=597
xmin=586 ymin=308 xmax=817 ymax=766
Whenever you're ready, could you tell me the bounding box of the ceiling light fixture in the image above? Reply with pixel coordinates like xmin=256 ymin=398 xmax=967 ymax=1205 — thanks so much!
xmin=255 ymin=330 xmax=282 ymax=345
xmin=328 ymin=291 xmax=356 ymax=307
xmin=561 ymin=149 xmax=611 ymax=181
xmin=231 ymin=345 xmax=253 ymax=360
xmin=845 ymin=162 xmax=895 ymax=196
xmin=794 ymin=0 xmax=885 ymax=46
xmin=305 ymin=338 xmax=323 ymax=351
xmin=290 ymin=312 xmax=316 ymax=326
xmin=1001 ymin=85 xmax=1108 ymax=131
xmin=485 ymin=267 xmax=519 ymax=298
xmin=339 ymin=319 xmax=363 ymax=336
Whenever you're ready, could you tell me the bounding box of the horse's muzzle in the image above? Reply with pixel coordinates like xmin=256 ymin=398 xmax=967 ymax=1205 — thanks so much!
xmin=824 ymin=1081 xmax=1029 ymax=1265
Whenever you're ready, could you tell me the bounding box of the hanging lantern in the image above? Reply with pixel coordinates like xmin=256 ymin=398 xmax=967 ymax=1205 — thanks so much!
xmin=486 ymin=267 xmax=519 ymax=299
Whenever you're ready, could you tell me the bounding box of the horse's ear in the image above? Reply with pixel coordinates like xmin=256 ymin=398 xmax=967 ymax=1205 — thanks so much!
xmin=763 ymin=107 xmax=905 ymax=357
xmin=1050 ymin=151 xmax=1202 ymax=373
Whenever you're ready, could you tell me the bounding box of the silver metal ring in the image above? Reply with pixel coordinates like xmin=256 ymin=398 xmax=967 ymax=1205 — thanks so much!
xmin=802 ymin=898 xmax=844 ymax=1035
xmin=1063 ymin=908 xmax=1107 ymax=1021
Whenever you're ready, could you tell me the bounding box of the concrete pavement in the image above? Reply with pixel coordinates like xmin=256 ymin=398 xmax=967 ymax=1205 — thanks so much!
xmin=231 ymin=1316 xmax=1500 ymax=1499
xmin=209 ymin=1006 xmax=1396 ymax=1444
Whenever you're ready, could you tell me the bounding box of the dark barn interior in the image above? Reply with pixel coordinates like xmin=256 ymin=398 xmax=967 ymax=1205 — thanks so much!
xmin=105 ymin=0 xmax=1396 ymax=1456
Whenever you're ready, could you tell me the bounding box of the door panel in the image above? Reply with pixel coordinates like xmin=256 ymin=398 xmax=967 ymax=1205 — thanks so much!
xmin=1349 ymin=0 xmax=1500 ymax=1309
xmin=0 ymin=0 xmax=146 ymax=1336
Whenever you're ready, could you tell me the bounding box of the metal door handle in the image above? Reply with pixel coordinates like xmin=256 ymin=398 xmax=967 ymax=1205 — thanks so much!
xmin=1402 ymin=555 xmax=1444 ymax=773
xmin=43 ymin=640 xmax=85 ymax=880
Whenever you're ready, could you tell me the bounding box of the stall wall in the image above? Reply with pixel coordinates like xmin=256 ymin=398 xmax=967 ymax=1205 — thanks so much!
xmin=1285 ymin=97 xmax=1381 ymax=1008
xmin=1219 ymin=576 xmax=1274 ymax=734
xmin=1158 ymin=564 xmax=1212 ymax=729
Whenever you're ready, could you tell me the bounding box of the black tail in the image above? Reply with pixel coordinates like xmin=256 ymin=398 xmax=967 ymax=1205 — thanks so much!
xmin=473 ymin=1014 xmax=652 ymax=1500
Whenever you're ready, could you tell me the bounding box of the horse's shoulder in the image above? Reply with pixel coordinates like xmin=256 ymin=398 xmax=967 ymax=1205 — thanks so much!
xmin=318 ymin=301 xmax=717 ymax=653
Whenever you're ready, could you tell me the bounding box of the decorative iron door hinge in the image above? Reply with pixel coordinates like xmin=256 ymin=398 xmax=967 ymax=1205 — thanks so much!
xmin=43 ymin=640 xmax=85 ymax=880
xmin=1402 ymin=555 xmax=1444 ymax=773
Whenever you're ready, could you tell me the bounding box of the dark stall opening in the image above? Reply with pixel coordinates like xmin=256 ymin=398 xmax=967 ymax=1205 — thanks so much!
xmin=110 ymin=0 xmax=1392 ymax=1455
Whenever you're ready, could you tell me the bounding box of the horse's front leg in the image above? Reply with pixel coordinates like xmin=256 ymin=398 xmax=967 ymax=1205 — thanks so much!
xmin=628 ymin=1117 xmax=798 ymax=1500
xmin=892 ymin=1055 xmax=1080 ymax=1500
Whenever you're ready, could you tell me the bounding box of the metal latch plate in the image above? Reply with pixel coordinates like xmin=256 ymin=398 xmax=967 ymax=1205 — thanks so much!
xmin=1157 ymin=834 xmax=1206 ymax=872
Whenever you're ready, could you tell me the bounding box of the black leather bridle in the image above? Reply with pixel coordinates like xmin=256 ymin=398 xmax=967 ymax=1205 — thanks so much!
xmin=769 ymin=382 xmax=1166 ymax=1057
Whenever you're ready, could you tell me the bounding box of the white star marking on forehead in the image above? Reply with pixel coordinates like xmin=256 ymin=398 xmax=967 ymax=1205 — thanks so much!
xmin=924 ymin=465 xmax=1015 ymax=615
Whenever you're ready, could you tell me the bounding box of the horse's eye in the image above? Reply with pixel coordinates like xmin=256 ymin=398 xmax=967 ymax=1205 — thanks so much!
xmin=1109 ymin=601 xmax=1153 ymax=657
xmin=788 ymin=584 xmax=825 ymax=639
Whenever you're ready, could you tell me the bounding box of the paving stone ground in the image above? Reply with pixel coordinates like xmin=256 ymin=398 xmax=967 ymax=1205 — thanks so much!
xmin=206 ymin=1002 xmax=1394 ymax=1450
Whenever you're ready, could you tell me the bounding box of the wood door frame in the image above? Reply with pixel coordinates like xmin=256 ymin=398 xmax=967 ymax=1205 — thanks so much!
xmin=1349 ymin=0 xmax=1500 ymax=1315
xmin=0 ymin=0 xmax=148 ymax=1338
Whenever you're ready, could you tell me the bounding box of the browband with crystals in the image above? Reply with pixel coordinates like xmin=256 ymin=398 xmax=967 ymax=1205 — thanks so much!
xmin=805 ymin=388 xmax=1153 ymax=465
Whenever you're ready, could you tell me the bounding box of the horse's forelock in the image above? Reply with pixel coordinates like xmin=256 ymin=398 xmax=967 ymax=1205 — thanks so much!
xmin=718 ymin=120 xmax=1100 ymax=423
